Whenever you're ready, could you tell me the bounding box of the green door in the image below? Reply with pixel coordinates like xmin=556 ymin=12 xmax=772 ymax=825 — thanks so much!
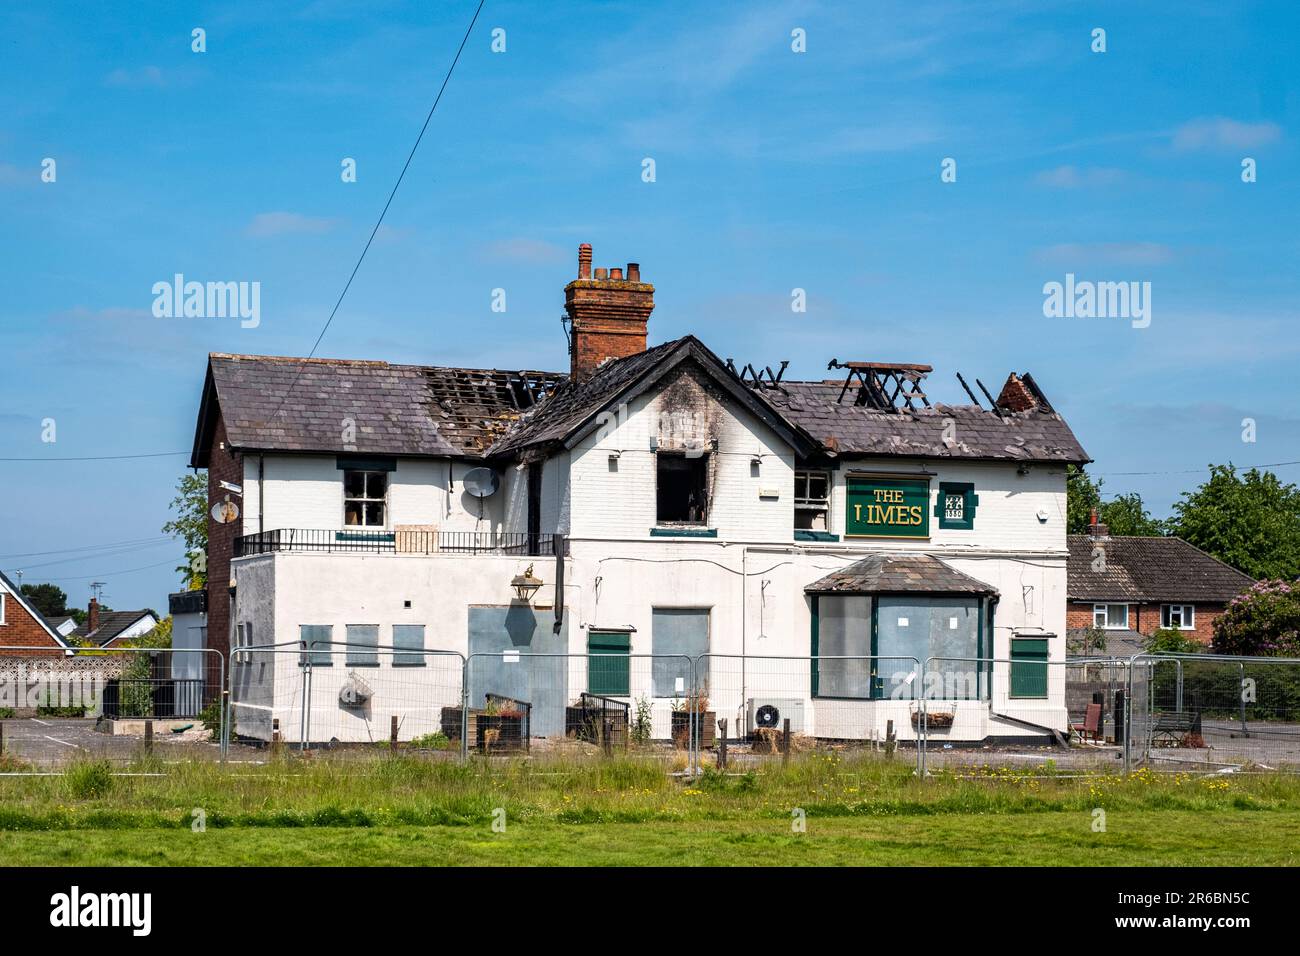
xmin=1010 ymin=639 xmax=1049 ymax=698
xmin=588 ymin=631 xmax=631 ymax=696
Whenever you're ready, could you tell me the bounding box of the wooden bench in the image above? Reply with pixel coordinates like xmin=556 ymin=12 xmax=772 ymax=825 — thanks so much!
xmin=1151 ymin=711 xmax=1198 ymax=747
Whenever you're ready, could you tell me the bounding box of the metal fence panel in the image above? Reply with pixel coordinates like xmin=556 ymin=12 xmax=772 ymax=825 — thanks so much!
xmin=0 ymin=645 xmax=225 ymax=766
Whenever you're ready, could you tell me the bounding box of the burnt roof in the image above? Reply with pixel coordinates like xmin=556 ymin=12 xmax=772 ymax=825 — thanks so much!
xmin=805 ymin=553 xmax=998 ymax=596
xmin=762 ymin=382 xmax=1088 ymax=464
xmin=489 ymin=336 xmax=818 ymax=458
xmin=190 ymin=344 xmax=1086 ymax=468
xmin=1067 ymin=535 xmax=1255 ymax=603
xmin=192 ymin=354 xmax=563 ymax=466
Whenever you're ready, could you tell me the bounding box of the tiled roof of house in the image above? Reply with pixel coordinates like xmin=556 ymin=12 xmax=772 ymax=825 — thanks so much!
xmin=805 ymin=553 xmax=998 ymax=595
xmin=1067 ymin=535 xmax=1255 ymax=603
xmin=75 ymin=610 xmax=158 ymax=647
xmin=763 ymin=383 xmax=1088 ymax=463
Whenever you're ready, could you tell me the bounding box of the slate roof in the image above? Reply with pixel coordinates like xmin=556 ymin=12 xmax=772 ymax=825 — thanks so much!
xmin=191 ymin=342 xmax=1087 ymax=467
xmin=763 ymin=382 xmax=1088 ymax=463
xmin=804 ymin=553 xmax=999 ymax=595
xmin=192 ymin=354 xmax=563 ymax=466
xmin=1067 ymin=535 xmax=1255 ymax=603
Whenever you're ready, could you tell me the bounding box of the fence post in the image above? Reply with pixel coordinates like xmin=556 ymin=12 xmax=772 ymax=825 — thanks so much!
xmin=144 ymin=719 xmax=153 ymax=753
xmin=0 ymin=720 xmax=5 ymax=757
xmin=460 ymin=656 xmax=470 ymax=762
xmin=885 ymin=719 xmax=895 ymax=758
xmin=781 ymin=717 xmax=791 ymax=766
xmin=717 ymin=718 xmax=728 ymax=770
xmin=391 ymin=715 xmax=399 ymax=748
xmin=1238 ymin=662 xmax=1249 ymax=737
xmin=602 ymin=718 xmax=613 ymax=758
xmin=299 ymin=642 xmax=312 ymax=753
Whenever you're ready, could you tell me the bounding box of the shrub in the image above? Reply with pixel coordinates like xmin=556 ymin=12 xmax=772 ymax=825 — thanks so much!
xmin=1212 ymin=580 xmax=1300 ymax=656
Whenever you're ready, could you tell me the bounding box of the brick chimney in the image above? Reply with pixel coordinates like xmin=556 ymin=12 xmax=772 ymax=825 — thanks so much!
xmin=565 ymin=243 xmax=653 ymax=381
xmin=1089 ymin=507 xmax=1110 ymax=540
xmin=87 ymin=597 xmax=100 ymax=635
xmin=996 ymin=373 xmax=1038 ymax=413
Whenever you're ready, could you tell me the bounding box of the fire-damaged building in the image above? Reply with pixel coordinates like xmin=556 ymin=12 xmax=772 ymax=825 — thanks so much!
xmin=189 ymin=244 xmax=1089 ymax=744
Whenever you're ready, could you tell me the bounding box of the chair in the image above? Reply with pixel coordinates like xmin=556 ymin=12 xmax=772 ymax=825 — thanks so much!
xmin=1071 ymin=702 xmax=1103 ymax=744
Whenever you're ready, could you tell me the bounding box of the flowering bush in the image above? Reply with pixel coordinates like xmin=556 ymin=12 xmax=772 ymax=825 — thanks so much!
xmin=1211 ymin=579 xmax=1300 ymax=656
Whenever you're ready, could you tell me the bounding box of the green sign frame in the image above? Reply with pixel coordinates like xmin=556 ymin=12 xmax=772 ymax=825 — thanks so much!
xmin=845 ymin=475 xmax=931 ymax=538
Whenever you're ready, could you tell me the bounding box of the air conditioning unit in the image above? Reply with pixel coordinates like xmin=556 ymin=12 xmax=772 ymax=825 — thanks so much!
xmin=746 ymin=698 xmax=806 ymax=735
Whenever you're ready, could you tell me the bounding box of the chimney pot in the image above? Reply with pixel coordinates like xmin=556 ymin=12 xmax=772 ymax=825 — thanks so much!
xmin=565 ymin=252 xmax=654 ymax=381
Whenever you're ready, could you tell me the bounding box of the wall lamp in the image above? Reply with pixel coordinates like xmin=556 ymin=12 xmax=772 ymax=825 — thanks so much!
xmin=511 ymin=564 xmax=544 ymax=602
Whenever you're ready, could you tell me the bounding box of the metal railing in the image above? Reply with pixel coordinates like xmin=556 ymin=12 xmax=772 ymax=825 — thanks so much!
xmin=235 ymin=528 xmax=559 ymax=557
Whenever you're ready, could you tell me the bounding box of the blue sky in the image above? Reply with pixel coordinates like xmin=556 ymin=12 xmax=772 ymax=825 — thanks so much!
xmin=1 ymin=0 xmax=1297 ymax=613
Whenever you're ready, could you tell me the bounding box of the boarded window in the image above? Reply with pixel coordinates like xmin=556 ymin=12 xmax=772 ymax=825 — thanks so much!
xmin=301 ymin=624 xmax=333 ymax=666
xmin=588 ymin=631 xmax=631 ymax=696
xmin=1010 ymin=638 xmax=1049 ymax=699
xmin=656 ymin=453 xmax=708 ymax=524
xmin=345 ymin=624 xmax=379 ymax=666
xmin=651 ymin=608 xmax=709 ymax=696
xmin=813 ymin=595 xmax=873 ymax=698
xmin=393 ymin=624 xmax=425 ymax=666
xmin=876 ymin=597 xmax=981 ymax=700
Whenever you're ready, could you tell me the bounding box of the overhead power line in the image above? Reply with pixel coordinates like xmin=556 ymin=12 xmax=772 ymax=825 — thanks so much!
xmin=264 ymin=0 xmax=487 ymax=426
xmin=0 ymin=451 xmax=186 ymax=462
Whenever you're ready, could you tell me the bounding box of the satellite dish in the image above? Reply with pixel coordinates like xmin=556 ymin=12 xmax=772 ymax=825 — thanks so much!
xmin=462 ymin=467 xmax=500 ymax=498
xmin=211 ymin=497 xmax=240 ymax=524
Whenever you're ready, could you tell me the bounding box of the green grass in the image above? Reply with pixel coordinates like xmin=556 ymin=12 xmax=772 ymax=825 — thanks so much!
xmin=1 ymin=752 xmax=1298 ymax=865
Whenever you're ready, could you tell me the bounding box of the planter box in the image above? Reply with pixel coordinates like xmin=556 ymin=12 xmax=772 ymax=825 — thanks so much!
xmin=672 ymin=711 xmax=716 ymax=749
xmin=565 ymin=706 xmax=628 ymax=747
xmin=475 ymin=714 xmax=527 ymax=753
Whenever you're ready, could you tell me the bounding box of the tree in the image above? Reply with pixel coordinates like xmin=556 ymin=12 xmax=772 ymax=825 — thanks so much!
xmin=1066 ymin=466 xmax=1165 ymax=536
xmin=1067 ymin=624 xmax=1107 ymax=656
xmin=18 ymin=582 xmax=69 ymax=618
xmin=163 ymin=472 xmax=208 ymax=590
xmin=119 ymin=617 xmax=174 ymax=717
xmin=1167 ymin=465 xmax=1300 ymax=580
xmin=1211 ymin=580 xmax=1300 ymax=656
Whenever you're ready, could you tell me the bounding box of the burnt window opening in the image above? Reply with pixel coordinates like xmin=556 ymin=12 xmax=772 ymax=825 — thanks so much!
xmin=794 ymin=469 xmax=830 ymax=531
xmin=656 ymin=452 xmax=709 ymax=525
xmin=344 ymin=470 xmax=387 ymax=527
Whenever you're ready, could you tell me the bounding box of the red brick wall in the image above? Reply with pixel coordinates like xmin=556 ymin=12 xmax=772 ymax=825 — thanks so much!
xmin=1068 ymin=601 xmax=1226 ymax=645
xmin=0 ymin=588 xmax=63 ymax=655
xmin=564 ymin=248 xmax=654 ymax=381
xmin=205 ymin=412 xmax=242 ymax=672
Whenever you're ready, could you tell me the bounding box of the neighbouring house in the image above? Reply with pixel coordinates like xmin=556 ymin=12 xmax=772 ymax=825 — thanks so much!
xmin=0 ymin=570 xmax=70 ymax=651
xmin=48 ymin=616 xmax=79 ymax=640
xmin=1066 ymin=518 xmax=1255 ymax=657
xmin=191 ymin=244 xmax=1090 ymax=744
xmin=168 ymin=589 xmax=208 ymax=716
xmin=71 ymin=598 xmax=159 ymax=648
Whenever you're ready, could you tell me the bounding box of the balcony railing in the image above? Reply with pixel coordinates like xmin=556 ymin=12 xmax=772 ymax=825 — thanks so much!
xmin=234 ymin=529 xmax=559 ymax=557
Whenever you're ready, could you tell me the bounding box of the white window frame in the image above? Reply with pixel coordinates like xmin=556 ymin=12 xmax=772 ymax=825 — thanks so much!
xmin=794 ymin=469 xmax=831 ymax=530
xmin=1093 ymin=603 xmax=1129 ymax=630
xmin=343 ymin=470 xmax=388 ymax=528
xmin=1161 ymin=604 xmax=1196 ymax=630
xmin=0 ymin=592 xmax=6 ymax=625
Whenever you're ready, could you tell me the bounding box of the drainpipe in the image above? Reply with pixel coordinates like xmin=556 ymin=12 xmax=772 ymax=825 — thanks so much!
xmin=258 ymin=454 xmax=265 ymax=534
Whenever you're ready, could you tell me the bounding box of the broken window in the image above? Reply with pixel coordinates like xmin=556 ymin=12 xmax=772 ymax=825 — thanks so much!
xmin=344 ymin=470 xmax=387 ymax=527
xmin=794 ymin=470 xmax=830 ymax=530
xmin=656 ymin=452 xmax=709 ymax=524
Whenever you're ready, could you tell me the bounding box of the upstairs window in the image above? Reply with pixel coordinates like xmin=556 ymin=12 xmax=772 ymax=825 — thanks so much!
xmin=656 ymin=452 xmax=708 ymax=525
xmin=1161 ymin=604 xmax=1195 ymax=630
xmin=794 ymin=470 xmax=830 ymax=531
xmin=344 ymin=470 xmax=387 ymax=527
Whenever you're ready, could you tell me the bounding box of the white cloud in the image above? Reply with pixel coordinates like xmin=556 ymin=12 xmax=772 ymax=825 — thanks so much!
xmin=1172 ymin=117 xmax=1282 ymax=152
xmin=1035 ymin=165 xmax=1128 ymax=189
xmin=1034 ymin=242 xmax=1175 ymax=266
xmin=245 ymin=211 xmax=338 ymax=238
xmin=104 ymin=66 xmax=166 ymax=89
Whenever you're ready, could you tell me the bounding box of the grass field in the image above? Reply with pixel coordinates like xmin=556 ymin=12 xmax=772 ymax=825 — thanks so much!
xmin=2 ymin=752 xmax=1298 ymax=866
